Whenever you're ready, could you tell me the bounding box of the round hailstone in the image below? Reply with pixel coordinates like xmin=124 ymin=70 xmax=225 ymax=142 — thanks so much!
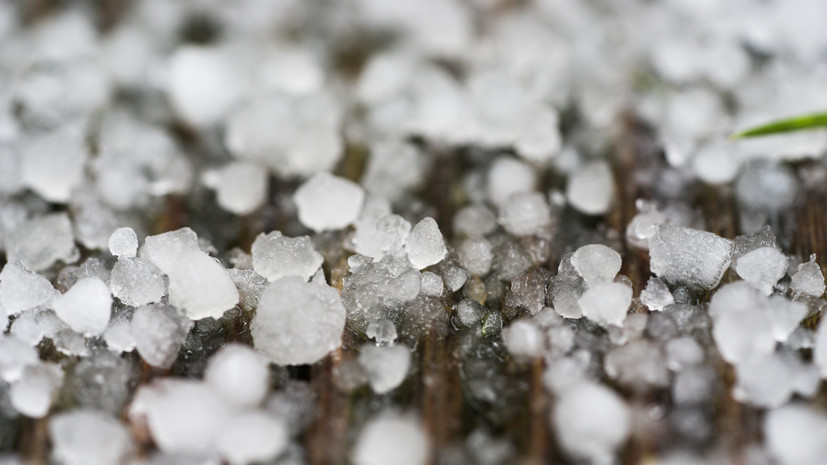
xmin=137 ymin=380 xmax=232 ymax=455
xmin=50 ymin=409 xmax=133 ymax=465
xmin=167 ymin=45 xmax=241 ymax=128
xmin=735 ymin=247 xmax=789 ymax=295
xmin=503 ymin=319 xmax=544 ymax=359
xmin=352 ymin=412 xmax=429 ymax=465
xmin=487 ymin=157 xmax=536 ymax=207
xmin=108 ymin=227 xmax=138 ymax=258
xmin=251 ymin=276 xmax=346 ymax=365
xmin=764 ymin=403 xmax=827 ymax=465
xmin=251 ymin=231 xmax=323 ymax=282
xmin=404 ymin=217 xmax=447 ymax=270
xmin=552 ymin=383 xmax=630 ymax=464
xmin=207 ymin=161 xmax=268 ymax=216
xmin=167 ymin=250 xmax=239 ymax=320
xmin=566 ymin=161 xmax=614 ymax=215
xmin=204 ymin=343 xmax=270 ymax=407
xmin=498 ymin=192 xmax=551 ymax=237
xmin=217 ymin=411 xmax=289 ymax=465
xmin=294 ymin=172 xmax=365 ymax=232
xmin=53 ymin=278 xmax=112 ymax=336
xmin=10 ymin=362 xmax=64 ymax=418
xmin=109 ymin=257 xmax=166 ymax=307
xmin=131 ymin=304 xmax=193 ymax=369
xmin=358 ymin=344 xmax=411 ymax=394
xmin=570 ymin=244 xmax=622 ymax=286
xmin=577 ymin=282 xmax=632 ymax=327
xmin=457 ymin=237 xmax=493 ymax=276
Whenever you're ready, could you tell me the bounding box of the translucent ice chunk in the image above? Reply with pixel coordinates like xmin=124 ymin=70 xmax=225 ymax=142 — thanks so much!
xmin=205 ymin=161 xmax=268 ymax=216
xmin=110 ymin=257 xmax=166 ymax=307
xmin=570 ymin=244 xmax=622 ymax=286
xmin=578 ymin=282 xmax=632 ymax=327
xmin=640 ymin=277 xmax=675 ymax=311
xmin=791 ymin=255 xmax=825 ymax=298
xmin=251 ymin=231 xmax=323 ymax=282
xmin=649 ymin=225 xmax=733 ymax=290
xmin=10 ymin=362 xmax=64 ymax=418
xmin=131 ymin=304 xmax=193 ymax=369
xmin=167 ymin=250 xmax=239 ymax=320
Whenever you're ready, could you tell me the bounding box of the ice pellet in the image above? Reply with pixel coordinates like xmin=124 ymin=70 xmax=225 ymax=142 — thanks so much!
xmin=109 ymin=257 xmax=166 ymax=307
xmin=503 ymin=319 xmax=544 ymax=359
xmin=649 ymin=225 xmax=733 ymax=290
xmin=404 ymin=217 xmax=447 ymax=270
xmin=294 ymin=172 xmax=365 ymax=232
xmin=735 ymin=247 xmax=788 ymax=295
xmin=52 ymin=278 xmax=112 ymax=336
xmin=570 ymin=244 xmax=622 ymax=286
xmin=167 ymin=250 xmax=239 ymax=320
xmin=352 ymin=412 xmax=429 ymax=465
xmin=108 ymin=227 xmax=138 ymax=258
xmin=358 ymin=344 xmax=411 ymax=394
xmin=131 ymin=304 xmax=193 ymax=369
xmin=10 ymin=362 xmax=64 ymax=418
xmin=578 ymin=282 xmax=632 ymax=327
xmin=791 ymin=255 xmax=825 ymax=298
xmin=641 ymin=277 xmax=675 ymax=311
xmin=205 ymin=343 xmax=270 ymax=408
xmin=566 ymin=161 xmax=614 ymax=215
xmin=251 ymin=231 xmax=323 ymax=282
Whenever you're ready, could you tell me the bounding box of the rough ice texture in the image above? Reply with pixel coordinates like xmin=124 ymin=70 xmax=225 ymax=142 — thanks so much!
xmin=366 ymin=319 xmax=398 ymax=346
xmin=352 ymin=412 xmax=428 ymax=465
xmin=252 ymin=276 xmax=346 ymax=365
xmin=205 ymin=343 xmax=269 ymax=407
xmin=53 ymin=277 xmax=112 ymax=336
xmin=353 ymin=212 xmax=412 ymax=260
xmin=251 ymin=231 xmax=323 ymax=282
xmin=419 ymin=272 xmax=444 ymax=297
xmin=167 ymin=249 xmax=239 ymax=320
xmin=108 ymin=227 xmax=138 ymax=258
xmin=764 ymin=404 xmax=827 ymax=465
xmin=217 ymin=411 xmax=288 ymax=465
xmin=640 ymin=277 xmax=675 ymax=311
xmin=503 ymin=319 xmax=544 ymax=359
xmin=578 ymin=282 xmax=632 ymax=327
xmin=0 ymin=260 xmax=56 ymax=315
xmin=552 ymin=383 xmax=630 ymax=464
xmin=404 ymin=217 xmax=447 ymax=270
xmin=649 ymin=225 xmax=733 ymax=290
xmin=50 ymin=409 xmax=133 ymax=465
xmin=132 ymin=379 xmax=231 ymax=455
xmin=109 ymin=257 xmax=166 ymax=307
xmin=570 ymin=244 xmax=621 ymax=286
xmin=455 ymin=299 xmax=485 ymax=328
xmin=131 ymin=304 xmax=193 ymax=369
xmin=294 ymin=172 xmax=364 ymax=232
xmin=566 ymin=161 xmax=614 ymax=215
xmin=791 ymin=255 xmax=825 ymax=298
xmin=498 ymin=192 xmax=551 ymax=237
xmin=735 ymin=247 xmax=788 ymax=295
xmin=208 ymin=161 xmax=268 ymax=215
xmin=358 ymin=344 xmax=411 ymax=394
xmin=625 ymin=200 xmax=668 ymax=250
xmin=5 ymin=213 xmax=76 ymax=272
xmin=140 ymin=228 xmax=200 ymax=276
xmin=342 ymin=256 xmax=421 ymax=333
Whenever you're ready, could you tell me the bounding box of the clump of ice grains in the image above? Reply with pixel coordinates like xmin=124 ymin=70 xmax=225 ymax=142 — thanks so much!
xmin=2 ymin=0 xmax=827 ymax=464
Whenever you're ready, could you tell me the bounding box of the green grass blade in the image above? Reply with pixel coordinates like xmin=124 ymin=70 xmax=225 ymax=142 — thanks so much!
xmin=731 ymin=112 xmax=827 ymax=139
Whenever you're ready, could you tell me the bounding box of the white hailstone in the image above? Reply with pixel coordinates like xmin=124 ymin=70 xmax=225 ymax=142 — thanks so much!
xmin=131 ymin=304 xmax=193 ymax=369
xmin=258 ymin=46 xmax=324 ymax=96
xmin=5 ymin=213 xmax=76 ymax=272
xmin=362 ymin=139 xmax=426 ymax=203
xmin=9 ymin=309 xmax=65 ymax=347
xmin=733 ymin=353 xmax=818 ymax=409
xmin=0 ymin=336 xmax=39 ymax=382
xmin=711 ymin=282 xmax=806 ymax=365
xmin=764 ymin=404 xmax=827 ymax=465
xmin=457 ymin=237 xmax=494 ymax=276
xmin=791 ymin=255 xmax=825 ymax=298
xmin=109 ymin=257 xmax=166 ymax=307
xmin=487 ymin=157 xmax=536 ymax=207
xmin=419 ymin=272 xmax=444 ymax=297
xmin=649 ymin=225 xmax=733 ymax=290
xmin=294 ymin=172 xmax=365 ymax=232
xmin=578 ymin=282 xmax=632 ymax=327
xmin=665 ymin=337 xmax=704 ymax=371
xmin=140 ymin=227 xmax=200 ymax=276
xmin=225 ymin=92 xmax=343 ymax=178
xmin=167 ymin=46 xmax=241 ymax=127
xmin=103 ymin=319 xmax=135 ymax=354
xmin=20 ymin=126 xmax=87 ymax=203
xmin=204 ymin=161 xmax=268 ymax=215
xmin=353 ymin=213 xmax=412 ymax=260
xmin=566 ymin=161 xmax=614 ymax=215
xmin=453 ymin=204 xmax=498 ymax=237
xmin=217 ymin=411 xmax=289 ymax=465
xmin=404 ymin=217 xmax=447 ymax=270
xmin=10 ymin=362 xmax=64 ymax=418
xmin=204 ymin=343 xmax=270 ymax=408
xmin=252 ymin=277 xmax=346 ymax=365
xmin=358 ymin=344 xmax=411 ymax=394
xmin=625 ymin=200 xmax=668 ymax=250
xmin=503 ymin=319 xmax=544 ymax=359
xmin=133 ymin=380 xmax=232 ymax=455
xmin=640 ymin=277 xmax=675 ymax=311
xmin=352 ymin=412 xmax=429 ymax=465
xmin=52 ymin=278 xmax=112 ymax=336
xmin=108 ymin=227 xmax=138 ymax=258
xmin=0 ymin=260 xmax=56 ymax=315
xmin=498 ymin=192 xmax=551 ymax=237
xmin=50 ymin=409 xmax=133 ymax=465
xmin=735 ymin=247 xmax=788 ymax=295
xmin=552 ymin=383 xmax=630 ymax=464
xmin=455 ymin=300 xmax=485 ymax=327
xmin=251 ymin=231 xmax=323 ymax=282
xmin=570 ymin=244 xmax=622 ymax=286
xmin=167 ymin=250 xmax=239 ymax=320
